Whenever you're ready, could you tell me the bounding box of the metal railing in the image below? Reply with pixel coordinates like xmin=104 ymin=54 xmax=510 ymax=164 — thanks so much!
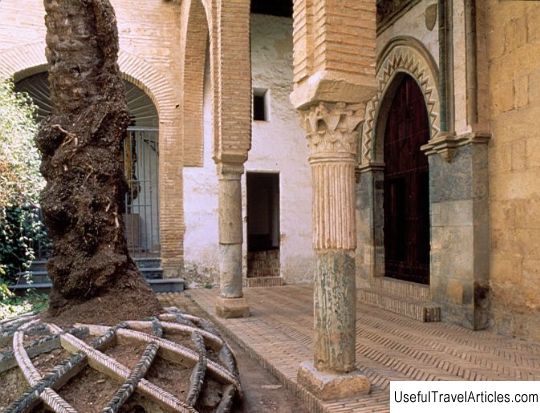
xmin=123 ymin=127 xmax=160 ymax=258
xmin=34 ymin=127 xmax=160 ymax=260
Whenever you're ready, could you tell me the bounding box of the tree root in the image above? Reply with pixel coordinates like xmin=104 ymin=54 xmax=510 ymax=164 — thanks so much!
xmin=1 ymin=307 xmax=241 ymax=413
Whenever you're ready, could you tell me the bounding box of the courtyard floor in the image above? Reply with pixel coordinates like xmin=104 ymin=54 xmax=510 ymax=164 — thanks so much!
xmin=163 ymin=285 xmax=540 ymax=413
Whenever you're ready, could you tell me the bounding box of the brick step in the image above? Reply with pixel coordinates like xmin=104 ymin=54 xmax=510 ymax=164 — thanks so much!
xmin=29 ymin=260 xmax=48 ymax=272
xmin=358 ymin=287 xmax=440 ymax=322
xmin=133 ymin=257 xmax=162 ymax=269
xmin=9 ymin=278 xmax=185 ymax=294
xmin=30 ymin=257 xmax=162 ymax=271
xmin=25 ymin=258 xmax=163 ymax=280
xmin=19 ymin=267 xmax=163 ymax=284
xmin=244 ymin=276 xmax=285 ymax=288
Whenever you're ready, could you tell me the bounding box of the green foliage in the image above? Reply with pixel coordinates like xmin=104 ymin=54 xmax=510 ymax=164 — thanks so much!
xmin=0 ymin=79 xmax=47 ymax=284
xmin=0 ymin=289 xmax=48 ymax=320
xmin=0 ymin=205 xmax=49 ymax=283
xmin=0 ymin=79 xmax=43 ymax=206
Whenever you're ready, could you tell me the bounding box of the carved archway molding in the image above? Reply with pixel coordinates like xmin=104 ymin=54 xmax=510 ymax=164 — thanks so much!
xmin=360 ymin=36 xmax=440 ymax=166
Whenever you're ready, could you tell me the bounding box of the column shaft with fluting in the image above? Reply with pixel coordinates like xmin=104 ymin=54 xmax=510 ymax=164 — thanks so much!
xmin=301 ymin=102 xmax=365 ymax=373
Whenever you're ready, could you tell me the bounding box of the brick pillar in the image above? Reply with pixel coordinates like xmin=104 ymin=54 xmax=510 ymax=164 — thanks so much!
xmin=212 ymin=0 xmax=251 ymax=318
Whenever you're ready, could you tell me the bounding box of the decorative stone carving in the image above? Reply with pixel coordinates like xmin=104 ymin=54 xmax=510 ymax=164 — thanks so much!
xmin=361 ymin=39 xmax=440 ymax=165
xmin=301 ymin=102 xmax=365 ymax=159
xmin=300 ymin=102 xmax=366 ymax=252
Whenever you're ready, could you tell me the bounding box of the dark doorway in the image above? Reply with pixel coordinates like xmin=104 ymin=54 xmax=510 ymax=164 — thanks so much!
xmin=251 ymin=0 xmax=292 ymax=17
xmin=247 ymin=173 xmax=280 ymax=278
xmin=383 ymin=74 xmax=430 ymax=285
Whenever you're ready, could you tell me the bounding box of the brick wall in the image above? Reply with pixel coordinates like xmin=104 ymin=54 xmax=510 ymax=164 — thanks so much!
xmin=292 ymin=0 xmax=376 ymax=93
xmin=487 ymin=0 xmax=540 ymax=340
xmin=0 ymin=0 xmax=185 ymax=276
xmin=180 ymin=0 xmax=208 ymax=167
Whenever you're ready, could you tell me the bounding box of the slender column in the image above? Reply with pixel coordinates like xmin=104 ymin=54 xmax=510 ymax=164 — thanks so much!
xmin=296 ymin=102 xmax=370 ymax=399
xmin=302 ymin=102 xmax=364 ymax=372
xmin=290 ymin=0 xmax=376 ymax=399
xmin=215 ymin=162 xmax=249 ymax=318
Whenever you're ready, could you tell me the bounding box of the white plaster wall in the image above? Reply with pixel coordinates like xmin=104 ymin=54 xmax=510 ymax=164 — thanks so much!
xmin=245 ymin=14 xmax=314 ymax=283
xmin=183 ymin=60 xmax=220 ymax=284
xmin=376 ymin=0 xmax=439 ymax=66
xmin=183 ymin=14 xmax=315 ymax=284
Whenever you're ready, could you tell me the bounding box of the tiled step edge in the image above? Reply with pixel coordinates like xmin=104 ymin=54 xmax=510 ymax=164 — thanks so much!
xmin=358 ymin=288 xmax=441 ymax=322
xmin=244 ymin=276 xmax=285 ymax=288
xmin=9 ymin=278 xmax=185 ymax=294
xmin=188 ymin=293 xmax=327 ymax=413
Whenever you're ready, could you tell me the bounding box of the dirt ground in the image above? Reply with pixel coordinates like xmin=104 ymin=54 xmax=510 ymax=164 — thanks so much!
xmin=0 ymin=291 xmax=309 ymax=413
xmin=164 ymin=292 xmax=309 ymax=413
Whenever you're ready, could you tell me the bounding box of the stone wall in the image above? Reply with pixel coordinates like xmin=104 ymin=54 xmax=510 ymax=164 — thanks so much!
xmin=359 ymin=1 xmax=494 ymax=331
xmin=487 ymin=0 xmax=540 ymax=340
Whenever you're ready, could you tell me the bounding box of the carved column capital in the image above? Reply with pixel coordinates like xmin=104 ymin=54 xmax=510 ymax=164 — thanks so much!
xmin=300 ymin=101 xmax=365 ymax=161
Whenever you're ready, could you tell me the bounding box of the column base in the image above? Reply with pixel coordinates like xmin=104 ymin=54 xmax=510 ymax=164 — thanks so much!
xmin=215 ymin=296 xmax=250 ymax=319
xmin=297 ymin=361 xmax=370 ymax=401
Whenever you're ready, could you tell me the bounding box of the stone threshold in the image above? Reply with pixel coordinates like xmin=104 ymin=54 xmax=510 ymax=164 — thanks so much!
xmin=243 ymin=276 xmax=285 ymax=288
xmin=359 ymin=277 xmax=440 ymax=322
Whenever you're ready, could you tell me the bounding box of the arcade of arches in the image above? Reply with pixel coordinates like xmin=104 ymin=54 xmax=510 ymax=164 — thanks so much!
xmin=1 ymin=0 xmax=540 ymax=402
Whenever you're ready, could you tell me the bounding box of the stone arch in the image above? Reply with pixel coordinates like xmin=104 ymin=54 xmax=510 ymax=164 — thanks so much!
xmin=2 ymin=43 xmax=183 ymax=275
xmin=0 ymin=42 xmax=47 ymax=81
xmin=360 ymin=36 xmax=440 ymax=165
xmin=1 ymin=42 xmax=176 ymax=123
xmin=180 ymin=0 xmax=252 ymax=166
xmin=180 ymin=0 xmax=211 ymax=167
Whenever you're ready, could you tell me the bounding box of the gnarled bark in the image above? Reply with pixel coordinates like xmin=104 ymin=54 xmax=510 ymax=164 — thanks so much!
xmin=36 ymin=0 xmax=161 ymax=322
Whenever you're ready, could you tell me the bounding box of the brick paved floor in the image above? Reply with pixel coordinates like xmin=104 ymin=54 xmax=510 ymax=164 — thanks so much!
xmin=162 ymin=285 xmax=540 ymax=413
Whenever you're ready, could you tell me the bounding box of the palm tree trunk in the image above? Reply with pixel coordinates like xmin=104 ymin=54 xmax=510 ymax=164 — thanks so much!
xmin=36 ymin=0 xmax=162 ymax=322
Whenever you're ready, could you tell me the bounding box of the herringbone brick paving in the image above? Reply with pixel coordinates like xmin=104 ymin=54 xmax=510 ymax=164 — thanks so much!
xmin=162 ymin=285 xmax=540 ymax=413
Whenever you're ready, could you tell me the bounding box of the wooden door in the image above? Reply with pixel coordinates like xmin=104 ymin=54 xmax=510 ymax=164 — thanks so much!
xmin=383 ymin=75 xmax=430 ymax=284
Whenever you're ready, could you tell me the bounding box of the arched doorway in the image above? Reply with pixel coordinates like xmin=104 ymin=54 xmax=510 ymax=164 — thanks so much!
xmin=383 ymin=74 xmax=430 ymax=285
xmin=15 ymin=72 xmax=160 ymax=258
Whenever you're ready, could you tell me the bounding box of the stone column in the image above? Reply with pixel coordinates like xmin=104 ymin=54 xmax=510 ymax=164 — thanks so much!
xmin=296 ymin=102 xmax=370 ymax=399
xmin=215 ymin=162 xmax=250 ymax=318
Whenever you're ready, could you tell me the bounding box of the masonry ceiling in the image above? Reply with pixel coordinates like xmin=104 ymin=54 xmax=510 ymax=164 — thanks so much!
xmin=251 ymin=0 xmax=292 ymax=18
